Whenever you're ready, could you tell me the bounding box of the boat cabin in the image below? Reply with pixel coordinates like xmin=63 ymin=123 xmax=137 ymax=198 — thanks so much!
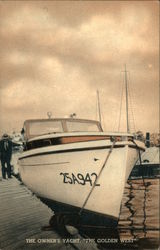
xmin=21 ymin=118 xmax=139 ymax=152
xmin=22 ymin=118 xmax=103 ymax=140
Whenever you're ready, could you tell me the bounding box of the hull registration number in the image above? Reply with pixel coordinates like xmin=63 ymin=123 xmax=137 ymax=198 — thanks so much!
xmin=60 ymin=172 xmax=100 ymax=186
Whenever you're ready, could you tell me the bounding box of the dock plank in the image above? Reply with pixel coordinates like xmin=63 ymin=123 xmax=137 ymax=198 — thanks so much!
xmin=0 ymin=177 xmax=98 ymax=250
xmin=0 ymin=177 xmax=72 ymax=250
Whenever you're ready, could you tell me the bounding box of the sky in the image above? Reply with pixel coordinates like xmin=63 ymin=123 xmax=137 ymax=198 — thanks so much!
xmin=0 ymin=0 xmax=159 ymax=135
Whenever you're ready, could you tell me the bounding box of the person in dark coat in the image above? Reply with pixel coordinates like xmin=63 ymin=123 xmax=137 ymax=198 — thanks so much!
xmin=0 ymin=134 xmax=13 ymax=179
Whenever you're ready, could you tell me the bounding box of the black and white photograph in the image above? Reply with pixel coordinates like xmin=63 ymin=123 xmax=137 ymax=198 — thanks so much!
xmin=0 ymin=1 xmax=159 ymax=249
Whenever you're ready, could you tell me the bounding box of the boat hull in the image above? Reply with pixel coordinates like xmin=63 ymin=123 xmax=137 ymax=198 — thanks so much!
xmin=40 ymin=196 xmax=118 ymax=228
xmin=19 ymin=140 xmax=140 ymax=227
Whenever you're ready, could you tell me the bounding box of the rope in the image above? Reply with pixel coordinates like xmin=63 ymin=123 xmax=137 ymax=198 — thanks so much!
xmin=133 ymin=140 xmax=145 ymax=186
xmin=79 ymin=139 xmax=116 ymax=216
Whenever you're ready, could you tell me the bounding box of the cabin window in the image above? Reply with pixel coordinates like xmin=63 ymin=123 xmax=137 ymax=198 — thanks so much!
xmin=29 ymin=121 xmax=63 ymax=136
xmin=26 ymin=137 xmax=61 ymax=150
xmin=66 ymin=121 xmax=100 ymax=132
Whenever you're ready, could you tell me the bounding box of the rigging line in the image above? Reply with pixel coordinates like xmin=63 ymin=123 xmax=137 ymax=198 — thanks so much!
xmin=124 ymin=65 xmax=130 ymax=133
xmin=128 ymin=72 xmax=136 ymax=132
xmin=113 ymin=72 xmax=123 ymax=132
xmin=95 ymin=92 xmax=98 ymax=121
xmin=97 ymin=90 xmax=101 ymax=124
xmin=97 ymin=90 xmax=106 ymax=131
xmin=100 ymin=93 xmax=106 ymax=131
xmin=101 ymin=106 xmax=106 ymax=131
xmin=118 ymin=74 xmax=124 ymax=132
xmin=128 ymin=71 xmax=136 ymax=104
xmin=128 ymin=80 xmax=136 ymax=133
xmin=79 ymin=139 xmax=116 ymax=216
xmin=128 ymin=74 xmax=136 ymax=125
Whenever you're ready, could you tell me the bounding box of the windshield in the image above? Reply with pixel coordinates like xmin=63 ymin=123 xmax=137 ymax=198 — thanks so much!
xmin=29 ymin=121 xmax=63 ymax=136
xmin=66 ymin=121 xmax=100 ymax=132
xmin=24 ymin=119 xmax=102 ymax=139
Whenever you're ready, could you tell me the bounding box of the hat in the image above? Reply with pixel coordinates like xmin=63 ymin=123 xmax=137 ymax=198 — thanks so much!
xmin=2 ymin=133 xmax=9 ymax=139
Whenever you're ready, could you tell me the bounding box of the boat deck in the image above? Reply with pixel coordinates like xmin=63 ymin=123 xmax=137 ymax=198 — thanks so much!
xmin=0 ymin=176 xmax=97 ymax=250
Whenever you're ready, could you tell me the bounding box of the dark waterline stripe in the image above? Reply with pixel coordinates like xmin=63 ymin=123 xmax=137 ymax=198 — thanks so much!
xmin=39 ymin=196 xmax=118 ymax=221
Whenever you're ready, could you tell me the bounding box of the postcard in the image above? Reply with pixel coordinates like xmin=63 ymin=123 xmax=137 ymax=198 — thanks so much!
xmin=0 ymin=1 xmax=159 ymax=249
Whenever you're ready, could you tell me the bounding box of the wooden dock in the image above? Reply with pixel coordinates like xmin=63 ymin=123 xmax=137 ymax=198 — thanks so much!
xmin=0 ymin=176 xmax=98 ymax=250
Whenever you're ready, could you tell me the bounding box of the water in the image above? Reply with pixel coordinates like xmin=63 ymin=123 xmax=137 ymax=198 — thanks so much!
xmin=79 ymin=178 xmax=160 ymax=249
xmin=118 ymin=178 xmax=160 ymax=249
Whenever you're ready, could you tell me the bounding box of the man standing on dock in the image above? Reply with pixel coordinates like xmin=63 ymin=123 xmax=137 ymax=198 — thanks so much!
xmin=0 ymin=134 xmax=13 ymax=179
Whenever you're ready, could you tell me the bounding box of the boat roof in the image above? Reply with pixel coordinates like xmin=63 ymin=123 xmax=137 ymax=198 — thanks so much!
xmin=24 ymin=118 xmax=101 ymax=124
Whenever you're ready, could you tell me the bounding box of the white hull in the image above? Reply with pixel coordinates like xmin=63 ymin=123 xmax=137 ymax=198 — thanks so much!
xmin=19 ymin=139 xmax=141 ymax=220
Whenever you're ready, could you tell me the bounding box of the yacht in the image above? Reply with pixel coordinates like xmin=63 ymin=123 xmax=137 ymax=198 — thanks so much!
xmin=18 ymin=118 xmax=145 ymax=227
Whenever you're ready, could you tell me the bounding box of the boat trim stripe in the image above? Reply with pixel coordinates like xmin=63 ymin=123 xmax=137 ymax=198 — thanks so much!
xmin=18 ymin=144 xmax=143 ymax=160
xmin=19 ymin=145 xmax=125 ymax=160
xmin=20 ymin=161 xmax=70 ymax=166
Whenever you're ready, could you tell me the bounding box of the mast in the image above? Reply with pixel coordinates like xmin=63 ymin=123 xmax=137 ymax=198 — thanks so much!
xmin=97 ymin=90 xmax=101 ymax=124
xmin=124 ymin=65 xmax=130 ymax=133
